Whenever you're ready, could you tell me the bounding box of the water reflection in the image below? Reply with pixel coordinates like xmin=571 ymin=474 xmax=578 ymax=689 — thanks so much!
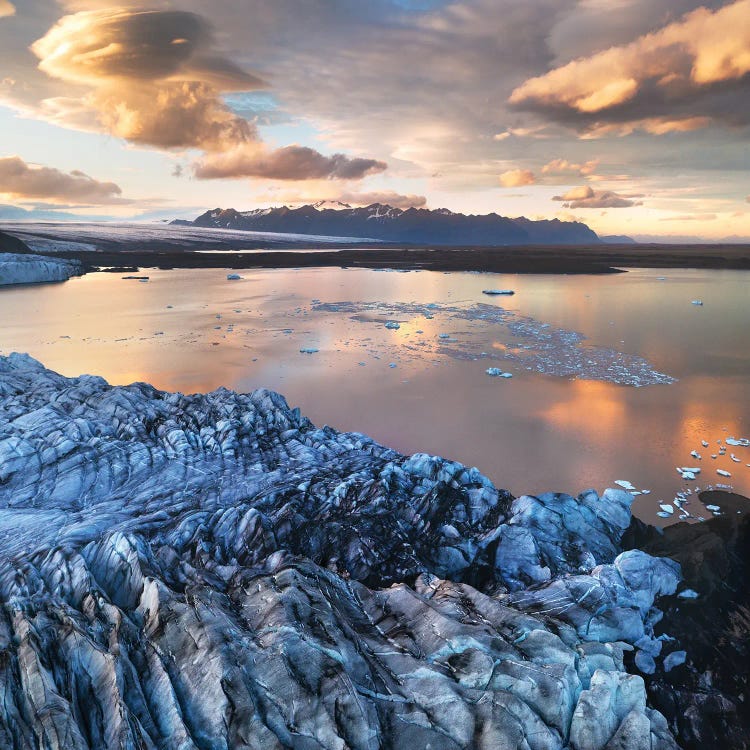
xmin=0 ymin=266 xmax=747 ymax=523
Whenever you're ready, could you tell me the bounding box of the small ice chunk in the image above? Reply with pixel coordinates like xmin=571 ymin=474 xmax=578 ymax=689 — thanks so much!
xmin=717 ymin=469 xmax=732 ymax=477
xmin=705 ymin=504 xmax=721 ymax=511
xmin=635 ymin=650 xmax=656 ymax=675
xmin=657 ymin=511 xmax=673 ymax=518
xmin=701 ymin=440 xmax=709 ymax=447
xmin=299 ymin=347 xmax=319 ymax=354
xmin=614 ymin=480 xmax=636 ymax=491
xmin=482 ymin=289 xmax=515 ymax=296
xmin=384 ymin=321 xmax=400 ymax=330
xmin=226 ymin=273 xmax=241 ymax=280
xmin=641 ymin=489 xmax=651 ymax=495
xmin=659 ymin=504 xmax=675 ymax=515
xmin=663 ymin=651 xmax=687 ymax=672
xmin=680 ymin=471 xmax=696 ymax=481
xmin=730 ymin=454 xmax=741 ymax=463
xmin=388 ymin=363 xmax=397 ymax=369
xmin=438 ymin=333 xmax=451 ymax=339
xmin=486 ymin=367 xmax=512 ymax=378
xmin=691 ymin=300 xmax=703 ymax=306
xmin=726 ymin=437 xmax=750 ymax=447
xmin=690 ymin=450 xmax=702 ymax=460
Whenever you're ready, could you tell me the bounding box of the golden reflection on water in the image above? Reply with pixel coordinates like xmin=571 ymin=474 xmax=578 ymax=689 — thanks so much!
xmin=0 ymin=266 xmax=748 ymax=524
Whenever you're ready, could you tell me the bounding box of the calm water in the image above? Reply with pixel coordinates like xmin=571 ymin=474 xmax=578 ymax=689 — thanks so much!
xmin=1 ymin=266 xmax=748 ymax=524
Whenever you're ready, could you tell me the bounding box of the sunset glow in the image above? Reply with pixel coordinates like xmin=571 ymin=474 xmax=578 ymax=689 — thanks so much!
xmin=0 ymin=0 xmax=747 ymax=239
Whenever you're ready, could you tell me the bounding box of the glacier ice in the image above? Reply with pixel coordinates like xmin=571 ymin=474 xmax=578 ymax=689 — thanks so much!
xmin=0 ymin=354 xmax=682 ymax=750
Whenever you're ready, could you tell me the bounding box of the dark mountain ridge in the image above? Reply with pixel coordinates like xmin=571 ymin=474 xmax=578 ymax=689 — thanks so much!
xmin=177 ymin=203 xmax=603 ymax=245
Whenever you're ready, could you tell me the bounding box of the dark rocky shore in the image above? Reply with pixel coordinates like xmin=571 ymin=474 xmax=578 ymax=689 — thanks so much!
xmin=0 ymin=354 xmax=746 ymax=748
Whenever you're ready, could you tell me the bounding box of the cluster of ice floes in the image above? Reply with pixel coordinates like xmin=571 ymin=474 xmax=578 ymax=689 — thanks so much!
xmin=0 ymin=354 xmax=684 ymax=749
xmin=311 ymin=300 xmax=675 ymax=386
xmin=0 ymin=252 xmax=82 ymax=286
xmin=615 ymin=434 xmax=749 ymax=522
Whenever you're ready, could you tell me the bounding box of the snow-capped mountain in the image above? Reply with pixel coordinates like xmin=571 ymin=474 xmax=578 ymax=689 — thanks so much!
xmin=179 ymin=203 xmax=600 ymax=245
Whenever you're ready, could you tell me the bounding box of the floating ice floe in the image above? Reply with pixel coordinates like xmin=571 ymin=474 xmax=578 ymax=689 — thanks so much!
xmin=705 ymin=504 xmax=721 ymax=512
xmin=614 ymin=480 xmax=636 ymax=491
xmin=730 ymin=454 xmax=741 ymax=463
xmin=691 ymin=300 xmax=703 ymax=306
xmin=690 ymin=451 xmax=701 ymax=460
xmin=388 ymin=363 xmax=397 ymax=369
xmin=384 ymin=321 xmax=401 ymax=330
xmin=482 ymin=289 xmax=515 ymax=296
xmin=677 ymin=467 xmax=701 ymax=480
xmin=717 ymin=469 xmax=732 ymax=477
xmin=663 ymin=651 xmax=687 ymax=672
xmin=659 ymin=504 xmax=675 ymax=515
xmin=701 ymin=440 xmax=709 ymax=447
xmin=227 ymin=274 xmax=241 ymax=280
xmin=726 ymin=437 xmax=750 ymax=447
xmin=657 ymin=511 xmax=673 ymax=518
xmin=299 ymin=347 xmax=319 ymax=354
xmin=438 ymin=333 xmax=452 ymax=339
xmin=486 ymin=368 xmax=512 ymax=378
xmin=677 ymin=589 xmax=699 ymax=600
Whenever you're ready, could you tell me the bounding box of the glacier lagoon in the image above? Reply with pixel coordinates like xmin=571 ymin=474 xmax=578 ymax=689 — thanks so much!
xmin=0 ymin=264 xmax=748 ymax=522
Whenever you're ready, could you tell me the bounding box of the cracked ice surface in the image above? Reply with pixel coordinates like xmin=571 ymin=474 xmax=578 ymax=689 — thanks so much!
xmin=312 ymin=300 xmax=676 ymax=386
xmin=0 ymin=354 xmax=684 ymax=749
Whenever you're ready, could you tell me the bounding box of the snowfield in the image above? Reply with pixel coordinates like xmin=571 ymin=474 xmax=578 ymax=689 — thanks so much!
xmin=0 ymin=220 xmax=376 ymax=251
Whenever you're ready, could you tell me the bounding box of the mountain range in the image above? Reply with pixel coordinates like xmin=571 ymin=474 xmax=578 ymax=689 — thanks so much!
xmin=173 ymin=202 xmax=605 ymax=245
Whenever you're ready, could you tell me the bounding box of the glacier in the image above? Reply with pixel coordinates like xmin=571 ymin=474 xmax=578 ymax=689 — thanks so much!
xmin=0 ymin=253 xmax=83 ymax=286
xmin=0 ymin=354 xmax=687 ymax=749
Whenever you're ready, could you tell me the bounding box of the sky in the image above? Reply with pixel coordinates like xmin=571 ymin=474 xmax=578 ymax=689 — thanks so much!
xmin=0 ymin=0 xmax=748 ymax=239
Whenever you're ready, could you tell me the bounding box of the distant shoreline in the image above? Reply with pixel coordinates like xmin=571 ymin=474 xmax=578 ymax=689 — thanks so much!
xmin=2 ymin=228 xmax=749 ymax=275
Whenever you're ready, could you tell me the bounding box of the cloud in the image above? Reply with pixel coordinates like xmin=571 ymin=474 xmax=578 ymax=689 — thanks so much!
xmin=32 ymin=9 xmax=263 ymax=90
xmin=510 ymin=0 xmax=750 ymax=128
xmin=29 ymin=8 xmax=384 ymax=180
xmin=499 ymin=169 xmax=535 ymax=187
xmin=0 ymin=1 xmax=14 ymax=19
xmin=746 ymin=195 xmax=750 ymax=202
xmin=552 ymin=186 xmax=640 ymax=209
xmin=92 ymin=81 xmax=257 ymax=151
xmin=580 ymin=116 xmax=712 ymax=138
xmin=659 ymin=213 xmax=718 ymax=221
xmin=194 ymin=145 xmax=386 ymax=181
xmin=542 ymin=158 xmax=599 ymax=176
xmin=337 ymin=190 xmax=426 ymax=209
xmin=0 ymin=155 xmax=130 ymax=204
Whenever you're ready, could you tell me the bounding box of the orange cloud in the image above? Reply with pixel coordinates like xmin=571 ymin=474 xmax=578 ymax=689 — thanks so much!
xmin=338 ymin=190 xmax=426 ymax=208
xmin=580 ymin=117 xmax=712 ymax=139
xmin=30 ymin=9 xmax=385 ymax=181
xmin=510 ymin=0 xmax=750 ymax=120
xmin=32 ymin=9 xmax=262 ymax=90
xmin=0 ymin=155 xmax=130 ymax=204
xmin=542 ymin=158 xmax=599 ymax=176
xmin=0 ymin=1 xmax=14 ymax=19
xmin=499 ymin=169 xmax=535 ymax=187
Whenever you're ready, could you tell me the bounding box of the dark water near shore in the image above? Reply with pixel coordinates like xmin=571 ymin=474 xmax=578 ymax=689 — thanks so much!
xmin=1 ymin=266 xmax=748 ymax=523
